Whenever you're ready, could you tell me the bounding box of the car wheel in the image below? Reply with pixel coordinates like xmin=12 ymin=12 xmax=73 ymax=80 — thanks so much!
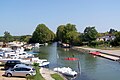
xmin=26 ymin=74 xmax=30 ymax=77
xmin=7 ymin=73 xmax=12 ymax=77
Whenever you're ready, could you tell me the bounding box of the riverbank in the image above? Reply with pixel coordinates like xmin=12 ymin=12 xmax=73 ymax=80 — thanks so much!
xmin=72 ymin=46 xmax=120 ymax=61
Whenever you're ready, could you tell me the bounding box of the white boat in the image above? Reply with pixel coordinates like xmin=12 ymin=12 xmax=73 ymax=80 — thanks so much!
xmin=31 ymin=58 xmax=50 ymax=67
xmin=37 ymin=59 xmax=50 ymax=67
xmin=18 ymin=51 xmax=34 ymax=58
xmin=0 ymin=58 xmax=21 ymax=63
xmin=54 ymin=67 xmax=77 ymax=77
xmin=21 ymin=57 xmax=50 ymax=67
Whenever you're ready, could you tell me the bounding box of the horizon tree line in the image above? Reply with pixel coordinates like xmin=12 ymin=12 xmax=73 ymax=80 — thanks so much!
xmin=0 ymin=23 xmax=120 ymax=47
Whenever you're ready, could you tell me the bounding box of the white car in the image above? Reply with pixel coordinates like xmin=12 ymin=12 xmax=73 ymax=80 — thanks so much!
xmin=4 ymin=66 xmax=36 ymax=77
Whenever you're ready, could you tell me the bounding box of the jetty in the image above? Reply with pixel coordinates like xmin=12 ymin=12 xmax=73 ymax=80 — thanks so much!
xmin=72 ymin=47 xmax=120 ymax=61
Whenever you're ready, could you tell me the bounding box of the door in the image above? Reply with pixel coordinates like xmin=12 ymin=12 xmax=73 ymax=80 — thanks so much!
xmin=12 ymin=68 xmax=21 ymax=76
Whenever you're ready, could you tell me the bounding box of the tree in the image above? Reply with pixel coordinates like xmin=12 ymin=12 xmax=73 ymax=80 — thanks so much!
xmin=20 ymin=35 xmax=31 ymax=43
xmin=83 ymin=26 xmax=98 ymax=42
xmin=56 ymin=25 xmax=65 ymax=41
xmin=109 ymin=28 xmax=117 ymax=35
xmin=56 ymin=23 xmax=79 ymax=45
xmin=66 ymin=31 xmax=80 ymax=45
xmin=30 ymin=24 xmax=55 ymax=43
xmin=4 ymin=31 xmax=13 ymax=43
xmin=110 ymin=31 xmax=120 ymax=46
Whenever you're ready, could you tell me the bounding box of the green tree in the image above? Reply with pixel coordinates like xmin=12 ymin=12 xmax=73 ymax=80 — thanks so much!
xmin=31 ymin=24 xmax=55 ymax=43
xmin=83 ymin=26 xmax=98 ymax=42
xmin=56 ymin=25 xmax=65 ymax=41
xmin=4 ymin=31 xmax=13 ymax=43
xmin=109 ymin=28 xmax=117 ymax=35
xmin=66 ymin=31 xmax=80 ymax=45
xmin=56 ymin=23 xmax=79 ymax=45
xmin=110 ymin=31 xmax=120 ymax=46
xmin=20 ymin=35 xmax=31 ymax=43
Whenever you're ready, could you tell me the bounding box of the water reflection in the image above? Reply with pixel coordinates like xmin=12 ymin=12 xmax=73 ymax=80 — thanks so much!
xmin=84 ymin=55 xmax=97 ymax=72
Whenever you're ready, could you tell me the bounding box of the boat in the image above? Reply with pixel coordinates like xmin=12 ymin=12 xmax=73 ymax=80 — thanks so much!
xmin=0 ymin=58 xmax=22 ymax=63
xmin=35 ymin=59 xmax=50 ymax=67
xmin=53 ymin=67 xmax=77 ymax=77
xmin=29 ymin=58 xmax=50 ymax=67
xmin=89 ymin=51 xmax=101 ymax=56
xmin=18 ymin=51 xmax=34 ymax=58
xmin=21 ymin=57 xmax=50 ymax=67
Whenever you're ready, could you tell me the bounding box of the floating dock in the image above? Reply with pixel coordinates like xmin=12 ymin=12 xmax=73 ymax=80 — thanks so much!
xmin=99 ymin=53 xmax=119 ymax=61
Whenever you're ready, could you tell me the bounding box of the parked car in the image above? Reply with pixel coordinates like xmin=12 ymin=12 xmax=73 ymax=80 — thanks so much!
xmin=4 ymin=60 xmax=21 ymax=70
xmin=14 ymin=63 xmax=30 ymax=68
xmin=4 ymin=66 xmax=36 ymax=77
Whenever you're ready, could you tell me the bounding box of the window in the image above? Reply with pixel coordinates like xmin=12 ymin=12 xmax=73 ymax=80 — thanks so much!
xmin=14 ymin=68 xmax=21 ymax=71
xmin=21 ymin=68 xmax=30 ymax=71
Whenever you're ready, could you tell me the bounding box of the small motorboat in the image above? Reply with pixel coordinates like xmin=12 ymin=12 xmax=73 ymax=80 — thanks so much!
xmin=38 ymin=59 xmax=50 ymax=67
xmin=53 ymin=67 xmax=77 ymax=77
xmin=89 ymin=51 xmax=101 ymax=56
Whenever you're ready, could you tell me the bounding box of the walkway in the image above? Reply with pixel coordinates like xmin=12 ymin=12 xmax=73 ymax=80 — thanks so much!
xmin=40 ymin=68 xmax=55 ymax=80
xmin=40 ymin=68 xmax=67 ymax=80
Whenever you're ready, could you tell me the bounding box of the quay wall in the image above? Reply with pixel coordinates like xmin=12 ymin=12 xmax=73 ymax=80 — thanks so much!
xmin=72 ymin=47 xmax=90 ymax=53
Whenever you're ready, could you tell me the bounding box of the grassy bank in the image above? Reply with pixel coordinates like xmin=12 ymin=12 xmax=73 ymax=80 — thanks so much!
xmin=51 ymin=73 xmax=64 ymax=80
xmin=26 ymin=66 xmax=45 ymax=80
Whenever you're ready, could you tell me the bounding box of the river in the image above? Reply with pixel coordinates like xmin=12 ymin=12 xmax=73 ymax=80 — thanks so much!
xmin=33 ymin=43 xmax=120 ymax=80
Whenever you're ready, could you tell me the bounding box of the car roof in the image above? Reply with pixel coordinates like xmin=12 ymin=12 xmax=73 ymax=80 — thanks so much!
xmin=14 ymin=65 xmax=33 ymax=69
xmin=15 ymin=64 xmax=26 ymax=66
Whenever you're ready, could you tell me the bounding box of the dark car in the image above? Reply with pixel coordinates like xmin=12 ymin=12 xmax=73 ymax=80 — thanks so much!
xmin=4 ymin=60 xmax=21 ymax=70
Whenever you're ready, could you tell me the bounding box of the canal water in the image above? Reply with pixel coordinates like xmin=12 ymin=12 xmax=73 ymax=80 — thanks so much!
xmin=34 ymin=43 xmax=120 ymax=80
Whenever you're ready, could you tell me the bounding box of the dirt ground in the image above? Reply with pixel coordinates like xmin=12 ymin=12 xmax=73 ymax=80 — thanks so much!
xmin=0 ymin=67 xmax=26 ymax=80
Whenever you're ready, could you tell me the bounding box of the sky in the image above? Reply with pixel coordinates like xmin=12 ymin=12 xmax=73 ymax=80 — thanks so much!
xmin=0 ymin=0 xmax=120 ymax=36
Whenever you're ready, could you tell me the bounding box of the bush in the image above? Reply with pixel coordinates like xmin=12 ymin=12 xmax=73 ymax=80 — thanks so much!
xmin=33 ymin=63 xmax=39 ymax=66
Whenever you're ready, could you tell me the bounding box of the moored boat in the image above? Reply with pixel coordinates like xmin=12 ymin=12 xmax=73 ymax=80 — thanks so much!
xmin=89 ymin=51 xmax=101 ymax=56
xmin=53 ymin=67 xmax=77 ymax=77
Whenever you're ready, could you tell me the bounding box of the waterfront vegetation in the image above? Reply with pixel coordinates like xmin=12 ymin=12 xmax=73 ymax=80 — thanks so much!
xmin=0 ymin=23 xmax=120 ymax=48
xmin=26 ymin=64 xmax=45 ymax=80
xmin=51 ymin=73 xmax=64 ymax=80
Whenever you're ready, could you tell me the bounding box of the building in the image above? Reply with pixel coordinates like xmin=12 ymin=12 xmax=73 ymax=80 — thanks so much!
xmin=97 ymin=35 xmax=116 ymax=41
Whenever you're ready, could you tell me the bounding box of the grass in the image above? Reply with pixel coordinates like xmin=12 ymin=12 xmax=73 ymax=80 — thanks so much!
xmin=26 ymin=66 xmax=45 ymax=80
xmin=51 ymin=73 xmax=64 ymax=80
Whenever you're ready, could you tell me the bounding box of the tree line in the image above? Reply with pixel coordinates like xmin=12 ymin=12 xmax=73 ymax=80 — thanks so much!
xmin=0 ymin=31 xmax=31 ymax=43
xmin=0 ymin=23 xmax=120 ymax=47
